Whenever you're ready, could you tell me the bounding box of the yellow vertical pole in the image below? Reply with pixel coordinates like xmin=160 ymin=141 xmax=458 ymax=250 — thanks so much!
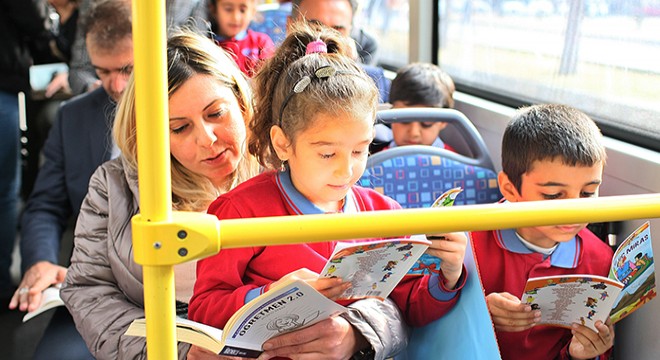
xmin=132 ymin=0 xmax=177 ymax=359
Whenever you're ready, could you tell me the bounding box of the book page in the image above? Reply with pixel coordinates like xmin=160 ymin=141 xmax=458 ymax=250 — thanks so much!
xmin=609 ymin=221 xmax=656 ymax=322
xmin=409 ymin=187 xmax=463 ymax=276
xmin=23 ymin=285 xmax=65 ymax=322
xmin=125 ymin=317 xmax=225 ymax=354
xmin=221 ymin=279 xmax=346 ymax=357
xmin=319 ymin=236 xmax=430 ymax=300
xmin=523 ymin=275 xmax=623 ymax=331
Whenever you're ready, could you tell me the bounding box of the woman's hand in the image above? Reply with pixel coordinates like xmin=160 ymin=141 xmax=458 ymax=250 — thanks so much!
xmin=256 ymin=315 xmax=367 ymax=360
xmin=425 ymin=232 xmax=467 ymax=289
xmin=8 ymin=261 xmax=67 ymax=312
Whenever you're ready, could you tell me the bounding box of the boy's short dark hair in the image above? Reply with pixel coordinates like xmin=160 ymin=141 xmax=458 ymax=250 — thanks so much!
xmin=389 ymin=62 xmax=455 ymax=108
xmin=502 ymin=104 xmax=606 ymax=192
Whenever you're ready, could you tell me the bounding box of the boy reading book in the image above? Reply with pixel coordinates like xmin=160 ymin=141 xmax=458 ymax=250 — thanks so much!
xmin=471 ymin=104 xmax=615 ymax=360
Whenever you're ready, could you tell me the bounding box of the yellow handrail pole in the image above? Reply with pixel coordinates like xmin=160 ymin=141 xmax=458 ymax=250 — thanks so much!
xmin=217 ymin=194 xmax=660 ymax=248
xmin=132 ymin=0 xmax=176 ymax=359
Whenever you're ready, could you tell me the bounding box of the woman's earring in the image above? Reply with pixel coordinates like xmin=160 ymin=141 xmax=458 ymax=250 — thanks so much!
xmin=280 ymin=160 xmax=287 ymax=172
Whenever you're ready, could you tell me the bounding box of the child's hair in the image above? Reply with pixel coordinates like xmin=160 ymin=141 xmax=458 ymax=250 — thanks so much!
xmin=249 ymin=22 xmax=379 ymax=168
xmin=113 ymin=30 xmax=259 ymax=211
xmin=502 ymin=104 xmax=607 ymax=192
xmin=389 ymin=62 xmax=455 ymax=108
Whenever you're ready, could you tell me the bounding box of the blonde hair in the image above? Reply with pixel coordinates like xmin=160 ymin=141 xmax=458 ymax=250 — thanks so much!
xmin=113 ymin=30 xmax=260 ymax=211
xmin=249 ymin=22 xmax=378 ymax=168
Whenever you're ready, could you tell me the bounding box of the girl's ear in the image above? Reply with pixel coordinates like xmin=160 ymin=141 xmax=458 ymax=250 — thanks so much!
xmin=270 ymin=125 xmax=292 ymax=161
xmin=498 ymin=171 xmax=521 ymax=202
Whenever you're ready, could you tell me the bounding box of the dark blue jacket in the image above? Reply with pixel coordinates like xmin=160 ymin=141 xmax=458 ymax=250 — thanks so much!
xmin=20 ymin=87 xmax=116 ymax=271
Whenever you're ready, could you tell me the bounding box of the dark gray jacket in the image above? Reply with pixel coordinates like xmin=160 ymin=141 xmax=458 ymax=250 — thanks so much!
xmin=0 ymin=0 xmax=48 ymax=93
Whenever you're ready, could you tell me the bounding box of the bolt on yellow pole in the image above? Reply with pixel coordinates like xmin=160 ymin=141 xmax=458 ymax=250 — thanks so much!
xmin=131 ymin=0 xmax=177 ymax=359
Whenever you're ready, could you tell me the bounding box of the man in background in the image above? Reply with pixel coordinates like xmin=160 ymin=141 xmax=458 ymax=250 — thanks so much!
xmin=289 ymin=0 xmax=389 ymax=102
xmin=0 ymin=0 xmax=49 ymax=309
xmin=10 ymin=1 xmax=133 ymax=358
xmin=68 ymin=0 xmax=208 ymax=94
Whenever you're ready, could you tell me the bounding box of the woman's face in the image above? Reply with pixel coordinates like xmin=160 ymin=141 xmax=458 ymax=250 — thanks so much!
xmin=169 ymin=74 xmax=246 ymax=188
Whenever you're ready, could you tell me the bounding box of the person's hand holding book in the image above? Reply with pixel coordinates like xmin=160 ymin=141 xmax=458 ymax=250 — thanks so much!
xmin=568 ymin=319 xmax=614 ymax=360
xmin=9 ymin=261 xmax=67 ymax=312
xmin=485 ymin=292 xmax=540 ymax=332
xmin=426 ymin=232 xmax=467 ymax=289
xmin=269 ymin=268 xmax=351 ymax=300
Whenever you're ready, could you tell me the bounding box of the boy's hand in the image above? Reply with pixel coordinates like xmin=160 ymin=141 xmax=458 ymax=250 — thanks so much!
xmin=568 ymin=319 xmax=614 ymax=359
xmin=486 ymin=292 xmax=541 ymax=332
xmin=426 ymin=232 xmax=467 ymax=289
xmin=271 ymin=268 xmax=350 ymax=300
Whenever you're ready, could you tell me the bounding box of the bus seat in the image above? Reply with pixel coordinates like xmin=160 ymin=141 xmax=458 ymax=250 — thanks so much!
xmin=371 ymin=107 xmax=495 ymax=168
xmin=359 ymin=128 xmax=502 ymax=359
xmin=359 ymin=144 xmax=501 ymax=207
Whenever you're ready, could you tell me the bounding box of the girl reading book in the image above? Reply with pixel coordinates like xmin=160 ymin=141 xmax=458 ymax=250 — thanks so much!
xmin=188 ymin=22 xmax=468 ymax=360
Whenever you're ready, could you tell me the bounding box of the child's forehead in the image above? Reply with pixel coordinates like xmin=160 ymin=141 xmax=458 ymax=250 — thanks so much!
xmin=524 ymin=157 xmax=603 ymax=182
xmin=295 ymin=111 xmax=374 ymax=140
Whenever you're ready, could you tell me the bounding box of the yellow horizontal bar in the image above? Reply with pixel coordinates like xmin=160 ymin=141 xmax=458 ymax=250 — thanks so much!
xmin=218 ymin=194 xmax=660 ymax=248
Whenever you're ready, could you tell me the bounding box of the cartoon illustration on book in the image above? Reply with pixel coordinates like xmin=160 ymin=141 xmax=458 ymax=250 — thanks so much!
xmin=522 ymin=222 xmax=656 ymax=330
xmin=266 ymin=311 xmax=321 ymax=333
xmin=408 ymin=187 xmax=463 ymax=276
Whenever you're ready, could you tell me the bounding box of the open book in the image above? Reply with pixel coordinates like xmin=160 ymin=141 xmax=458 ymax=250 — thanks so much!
xmin=126 ymin=279 xmax=346 ymax=358
xmin=522 ymin=221 xmax=656 ymax=330
xmin=319 ymin=235 xmax=430 ymax=300
xmin=408 ymin=187 xmax=462 ymax=276
xmin=22 ymin=285 xmax=65 ymax=322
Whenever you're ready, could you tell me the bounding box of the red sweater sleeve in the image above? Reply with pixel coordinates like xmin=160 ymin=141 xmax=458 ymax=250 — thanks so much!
xmin=188 ymin=197 xmax=266 ymax=329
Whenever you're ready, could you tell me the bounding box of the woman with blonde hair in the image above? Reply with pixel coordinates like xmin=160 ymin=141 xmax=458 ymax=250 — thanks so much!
xmin=61 ymin=30 xmax=260 ymax=359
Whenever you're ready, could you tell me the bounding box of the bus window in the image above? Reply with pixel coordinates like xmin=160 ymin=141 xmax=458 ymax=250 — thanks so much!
xmin=361 ymin=0 xmax=660 ymax=152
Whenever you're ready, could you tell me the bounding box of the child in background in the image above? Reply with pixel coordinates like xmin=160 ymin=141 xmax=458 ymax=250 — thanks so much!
xmin=384 ymin=62 xmax=456 ymax=149
xmin=209 ymin=0 xmax=275 ymax=76
xmin=189 ymin=23 xmax=467 ymax=358
xmin=472 ymin=104 xmax=615 ymax=360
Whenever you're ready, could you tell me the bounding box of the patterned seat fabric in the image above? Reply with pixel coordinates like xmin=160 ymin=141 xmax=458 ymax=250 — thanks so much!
xmin=359 ymin=145 xmax=502 ymax=276
xmin=359 ymin=150 xmax=501 ymax=207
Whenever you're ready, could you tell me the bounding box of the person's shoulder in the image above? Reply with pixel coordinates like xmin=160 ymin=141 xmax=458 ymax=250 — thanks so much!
xmin=245 ymin=29 xmax=275 ymax=46
xmin=578 ymin=227 xmax=614 ymax=256
xmin=207 ymin=171 xmax=278 ymax=216
xmin=61 ymin=87 xmax=111 ymax=111
xmin=212 ymin=171 xmax=277 ymax=203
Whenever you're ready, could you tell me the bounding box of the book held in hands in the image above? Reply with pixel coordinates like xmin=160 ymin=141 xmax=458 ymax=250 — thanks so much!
xmin=125 ymin=233 xmax=435 ymax=356
xmin=522 ymin=221 xmax=656 ymax=330
xmin=22 ymin=285 xmax=65 ymax=322
xmin=126 ymin=278 xmax=346 ymax=358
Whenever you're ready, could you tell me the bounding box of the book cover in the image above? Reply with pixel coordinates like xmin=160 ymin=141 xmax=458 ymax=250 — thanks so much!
xmin=319 ymin=235 xmax=431 ymax=300
xmin=609 ymin=221 xmax=656 ymax=322
xmin=22 ymin=285 xmax=65 ymax=322
xmin=125 ymin=279 xmax=346 ymax=358
xmin=409 ymin=187 xmax=462 ymax=276
xmin=522 ymin=221 xmax=656 ymax=330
